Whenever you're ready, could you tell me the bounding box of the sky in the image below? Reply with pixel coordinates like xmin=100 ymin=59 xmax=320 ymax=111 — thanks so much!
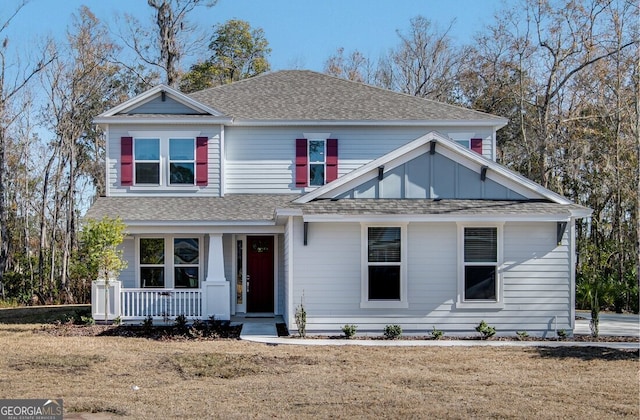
xmin=5 ymin=0 xmax=502 ymax=73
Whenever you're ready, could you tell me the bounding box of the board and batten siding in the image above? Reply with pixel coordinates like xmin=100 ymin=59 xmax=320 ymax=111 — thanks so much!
xmin=107 ymin=124 xmax=222 ymax=196
xmin=224 ymin=126 xmax=495 ymax=194
xmin=288 ymin=217 xmax=572 ymax=336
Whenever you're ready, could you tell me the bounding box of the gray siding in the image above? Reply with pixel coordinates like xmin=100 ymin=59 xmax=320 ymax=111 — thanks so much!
xmin=107 ymin=124 xmax=222 ymax=196
xmin=125 ymin=95 xmax=201 ymax=114
xmin=119 ymin=237 xmax=136 ymax=288
xmin=338 ymin=153 xmax=526 ymax=200
xmin=224 ymin=126 xmax=495 ymax=194
xmin=289 ymin=217 xmax=572 ymax=336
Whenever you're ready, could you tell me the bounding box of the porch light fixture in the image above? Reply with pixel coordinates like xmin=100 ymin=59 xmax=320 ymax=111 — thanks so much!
xmin=430 ymin=141 xmax=436 ymax=155
xmin=378 ymin=166 xmax=384 ymax=181
xmin=304 ymin=221 xmax=309 ymax=246
xmin=161 ymin=91 xmax=166 ymax=101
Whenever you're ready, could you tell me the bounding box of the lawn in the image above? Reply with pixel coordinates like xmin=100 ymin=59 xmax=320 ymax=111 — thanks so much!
xmin=0 ymin=322 xmax=637 ymax=419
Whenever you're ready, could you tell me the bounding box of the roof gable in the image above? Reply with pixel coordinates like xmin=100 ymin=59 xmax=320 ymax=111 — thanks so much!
xmin=189 ymin=70 xmax=509 ymax=125
xmin=96 ymin=84 xmax=225 ymax=119
xmin=295 ymin=131 xmax=574 ymax=205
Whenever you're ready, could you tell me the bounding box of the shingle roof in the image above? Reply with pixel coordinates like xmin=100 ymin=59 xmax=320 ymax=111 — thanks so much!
xmin=85 ymin=195 xmax=585 ymax=224
xmin=298 ymin=199 xmax=587 ymax=217
xmin=85 ymin=195 xmax=299 ymax=223
xmin=188 ymin=70 xmax=507 ymax=123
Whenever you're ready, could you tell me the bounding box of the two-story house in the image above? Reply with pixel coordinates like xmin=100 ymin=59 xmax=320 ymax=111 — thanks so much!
xmin=88 ymin=70 xmax=590 ymax=336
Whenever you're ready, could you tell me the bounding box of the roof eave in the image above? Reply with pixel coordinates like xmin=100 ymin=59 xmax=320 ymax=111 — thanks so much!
xmin=229 ymin=119 xmax=509 ymax=128
xmin=93 ymin=116 xmax=234 ymax=125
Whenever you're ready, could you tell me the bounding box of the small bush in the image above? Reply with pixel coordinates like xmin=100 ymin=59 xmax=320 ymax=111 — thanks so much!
xmin=557 ymin=329 xmax=568 ymax=339
xmin=342 ymin=324 xmax=357 ymax=339
xmin=142 ymin=315 xmax=154 ymax=332
xmin=475 ymin=320 xmax=496 ymax=339
xmin=174 ymin=314 xmax=188 ymax=330
xmin=80 ymin=315 xmax=95 ymax=326
xmin=113 ymin=316 xmax=122 ymax=326
xmin=383 ymin=324 xmax=402 ymax=340
xmin=516 ymin=331 xmax=529 ymax=340
xmin=431 ymin=326 xmax=444 ymax=340
xmin=295 ymin=299 xmax=306 ymax=338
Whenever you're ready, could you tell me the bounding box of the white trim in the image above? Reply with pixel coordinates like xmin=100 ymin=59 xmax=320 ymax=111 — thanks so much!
xmin=104 ymin=125 xmax=111 ymax=197
xmin=360 ymin=223 xmax=408 ymax=309
xmin=302 ymin=214 xmax=574 ymax=223
xmin=95 ymin=116 xmax=233 ymax=125
xmin=455 ymin=223 xmax=504 ymax=310
xmin=231 ymin=119 xmax=508 ymax=128
xmin=220 ymin=124 xmax=226 ymax=197
xmin=569 ymin=218 xmax=576 ymax=331
xmin=286 ymin=217 xmax=295 ymax=330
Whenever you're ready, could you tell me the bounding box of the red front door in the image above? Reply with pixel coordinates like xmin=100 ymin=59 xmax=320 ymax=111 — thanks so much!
xmin=246 ymin=236 xmax=274 ymax=313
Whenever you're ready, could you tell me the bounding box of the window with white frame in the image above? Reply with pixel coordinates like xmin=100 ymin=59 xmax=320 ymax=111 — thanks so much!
xmin=362 ymin=225 xmax=407 ymax=308
xmin=462 ymin=227 xmax=499 ymax=301
xmin=169 ymin=138 xmax=195 ymax=185
xmin=139 ymin=237 xmax=200 ymax=288
xmin=134 ymin=139 xmax=161 ymax=184
xmin=140 ymin=238 xmax=165 ymax=287
xmin=308 ymin=139 xmax=326 ymax=186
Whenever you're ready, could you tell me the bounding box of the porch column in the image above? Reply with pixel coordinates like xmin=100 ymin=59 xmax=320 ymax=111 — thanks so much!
xmin=203 ymin=233 xmax=230 ymax=320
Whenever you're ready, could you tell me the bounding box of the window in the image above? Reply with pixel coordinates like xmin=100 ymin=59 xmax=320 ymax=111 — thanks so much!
xmin=457 ymin=224 xmax=503 ymax=308
xmin=140 ymin=238 xmax=165 ymax=287
xmin=139 ymin=237 xmax=200 ymax=288
xmin=169 ymin=139 xmax=195 ymax=185
xmin=122 ymin=132 xmax=207 ymax=187
xmin=295 ymin=137 xmax=338 ymax=187
xmin=308 ymin=140 xmax=326 ymax=186
xmin=174 ymin=238 xmax=199 ymax=288
xmin=134 ymin=139 xmax=160 ymax=184
xmin=361 ymin=225 xmax=407 ymax=308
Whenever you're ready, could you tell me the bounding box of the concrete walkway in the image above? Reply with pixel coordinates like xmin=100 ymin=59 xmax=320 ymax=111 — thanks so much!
xmin=239 ymin=312 xmax=640 ymax=350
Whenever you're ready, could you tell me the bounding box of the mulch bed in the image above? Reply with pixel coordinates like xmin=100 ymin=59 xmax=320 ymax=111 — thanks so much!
xmin=37 ymin=321 xmax=242 ymax=341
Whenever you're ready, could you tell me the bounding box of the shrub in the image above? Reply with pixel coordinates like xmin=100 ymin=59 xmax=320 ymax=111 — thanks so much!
xmin=80 ymin=315 xmax=95 ymax=326
xmin=557 ymin=329 xmax=568 ymax=339
xmin=174 ymin=314 xmax=188 ymax=330
xmin=294 ymin=300 xmax=306 ymax=337
xmin=142 ymin=315 xmax=154 ymax=332
xmin=516 ymin=331 xmax=529 ymax=340
xmin=431 ymin=326 xmax=444 ymax=340
xmin=113 ymin=316 xmax=122 ymax=326
xmin=383 ymin=324 xmax=402 ymax=340
xmin=475 ymin=320 xmax=496 ymax=339
xmin=341 ymin=324 xmax=357 ymax=339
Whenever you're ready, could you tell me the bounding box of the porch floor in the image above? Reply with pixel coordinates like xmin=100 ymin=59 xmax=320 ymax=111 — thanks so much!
xmin=232 ymin=314 xmax=284 ymax=338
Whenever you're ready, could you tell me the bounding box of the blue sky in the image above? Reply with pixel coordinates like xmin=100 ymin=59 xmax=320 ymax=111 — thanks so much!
xmin=7 ymin=0 xmax=501 ymax=72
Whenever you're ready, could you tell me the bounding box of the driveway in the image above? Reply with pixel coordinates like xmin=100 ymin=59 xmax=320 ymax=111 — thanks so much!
xmin=574 ymin=311 xmax=639 ymax=337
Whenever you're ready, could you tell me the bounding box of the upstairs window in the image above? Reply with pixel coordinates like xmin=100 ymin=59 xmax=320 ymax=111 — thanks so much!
xmin=295 ymin=137 xmax=338 ymax=187
xmin=308 ymin=140 xmax=326 ymax=186
xmin=122 ymin=133 xmax=208 ymax=187
xmin=169 ymin=139 xmax=195 ymax=185
xmin=134 ymin=139 xmax=160 ymax=184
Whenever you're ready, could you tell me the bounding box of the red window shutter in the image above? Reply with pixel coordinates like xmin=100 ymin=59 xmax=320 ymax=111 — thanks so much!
xmin=471 ymin=138 xmax=483 ymax=155
xmin=295 ymin=138 xmax=308 ymax=187
xmin=326 ymin=138 xmax=338 ymax=182
xmin=121 ymin=137 xmax=133 ymax=186
xmin=196 ymin=136 xmax=208 ymax=186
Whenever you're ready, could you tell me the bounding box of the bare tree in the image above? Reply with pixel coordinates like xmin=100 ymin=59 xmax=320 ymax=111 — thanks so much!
xmin=119 ymin=0 xmax=217 ymax=88
xmin=0 ymin=0 xmax=54 ymax=298
xmin=324 ymin=47 xmax=376 ymax=84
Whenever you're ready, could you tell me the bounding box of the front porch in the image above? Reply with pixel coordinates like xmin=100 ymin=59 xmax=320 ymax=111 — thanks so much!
xmin=91 ymin=280 xmax=230 ymax=322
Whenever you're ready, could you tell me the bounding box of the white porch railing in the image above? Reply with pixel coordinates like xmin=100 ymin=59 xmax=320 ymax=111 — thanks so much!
xmin=120 ymin=288 xmax=203 ymax=320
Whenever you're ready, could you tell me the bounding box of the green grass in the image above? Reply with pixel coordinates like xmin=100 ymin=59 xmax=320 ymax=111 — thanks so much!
xmin=0 ymin=304 xmax=90 ymax=324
